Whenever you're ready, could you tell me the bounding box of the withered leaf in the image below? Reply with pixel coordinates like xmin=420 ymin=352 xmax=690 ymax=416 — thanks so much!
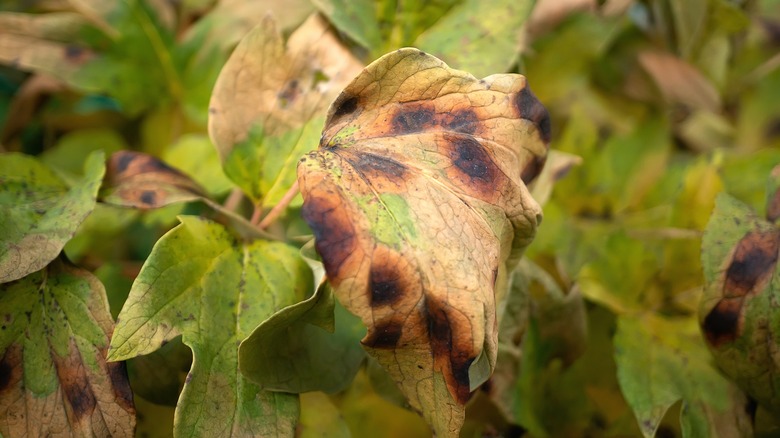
xmin=298 ymin=48 xmax=549 ymax=436
xmin=0 ymin=257 xmax=135 ymax=437
xmin=101 ymin=150 xmax=206 ymax=209
xmin=208 ymin=14 xmax=362 ymax=205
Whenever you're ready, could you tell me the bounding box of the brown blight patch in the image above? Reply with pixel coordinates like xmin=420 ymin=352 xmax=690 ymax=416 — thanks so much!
xmin=703 ymin=229 xmax=780 ymax=347
xmin=513 ymin=87 xmax=551 ymax=144
xmin=301 ymin=187 xmax=358 ymax=283
xmin=723 ymin=230 xmax=780 ymax=298
xmin=424 ymin=297 xmax=477 ymax=404
xmin=391 ymin=103 xmax=436 ymax=135
xmin=102 ymin=150 xmax=205 ymax=209
xmin=440 ymin=109 xmax=480 ymax=135
xmin=442 ymin=133 xmax=504 ymax=200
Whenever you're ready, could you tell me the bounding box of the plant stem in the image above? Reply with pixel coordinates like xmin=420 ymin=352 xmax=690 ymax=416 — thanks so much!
xmin=258 ymin=181 xmax=300 ymax=229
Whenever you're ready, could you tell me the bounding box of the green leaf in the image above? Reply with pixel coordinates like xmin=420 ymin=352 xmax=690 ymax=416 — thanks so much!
xmin=615 ymin=314 xmax=748 ymax=438
xmin=161 ymin=134 xmax=234 ymax=197
xmin=0 ymin=151 xmax=105 ymax=283
xmin=312 ymin=0 xmax=381 ymax=50
xmin=298 ymin=392 xmax=352 ymax=438
xmin=240 ymin=281 xmax=366 ymax=393
xmin=40 ymin=128 xmax=126 ymax=183
xmin=414 ymin=0 xmax=536 ymax=77
xmin=108 ymin=216 xmax=313 ymax=437
xmin=0 ymin=257 xmax=135 ymax=436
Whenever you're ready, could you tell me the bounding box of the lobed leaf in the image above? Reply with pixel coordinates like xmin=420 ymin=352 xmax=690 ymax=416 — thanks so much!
xmin=0 ymin=151 xmax=105 ymax=283
xmin=298 ymin=48 xmax=549 ymax=436
xmin=108 ymin=216 xmax=313 ymax=437
xmin=0 ymin=257 xmax=135 ymax=437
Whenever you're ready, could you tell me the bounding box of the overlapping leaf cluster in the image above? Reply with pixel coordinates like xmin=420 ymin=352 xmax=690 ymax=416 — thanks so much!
xmin=1 ymin=0 xmax=780 ymax=437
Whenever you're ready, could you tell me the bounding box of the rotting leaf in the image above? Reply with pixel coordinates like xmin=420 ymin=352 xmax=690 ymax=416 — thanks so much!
xmin=0 ymin=256 xmax=135 ymax=437
xmin=699 ymin=191 xmax=780 ymax=414
xmin=297 ymin=48 xmax=550 ymax=436
xmin=239 ymin=281 xmax=366 ymax=394
xmin=0 ymin=151 xmax=105 ymax=283
xmin=208 ymin=13 xmax=362 ymax=204
xmin=101 ymin=150 xmax=206 ymax=210
xmin=108 ymin=216 xmax=312 ymax=437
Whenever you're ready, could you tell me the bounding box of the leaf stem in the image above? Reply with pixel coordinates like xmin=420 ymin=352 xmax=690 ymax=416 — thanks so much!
xmin=250 ymin=205 xmax=263 ymax=226
xmin=258 ymin=181 xmax=300 ymax=229
xmin=223 ymin=188 xmax=244 ymax=212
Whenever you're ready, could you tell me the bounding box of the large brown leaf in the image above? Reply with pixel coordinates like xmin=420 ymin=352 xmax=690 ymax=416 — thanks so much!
xmin=297 ymin=48 xmax=549 ymax=436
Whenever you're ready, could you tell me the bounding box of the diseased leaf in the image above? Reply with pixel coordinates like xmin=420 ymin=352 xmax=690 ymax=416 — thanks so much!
xmin=239 ymin=281 xmax=366 ymax=394
xmin=0 ymin=151 xmax=105 ymax=283
xmin=414 ymin=0 xmax=536 ymax=78
xmin=699 ymin=192 xmax=780 ymax=414
xmin=108 ymin=216 xmax=312 ymax=437
xmin=615 ymin=314 xmax=750 ymax=438
xmin=0 ymin=257 xmax=135 ymax=437
xmin=101 ymin=150 xmax=206 ymax=209
xmin=298 ymin=48 xmax=549 ymax=436
xmin=208 ymin=14 xmax=362 ymax=204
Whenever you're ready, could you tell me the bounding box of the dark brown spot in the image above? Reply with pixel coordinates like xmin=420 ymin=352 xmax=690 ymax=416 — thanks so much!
xmin=369 ymin=263 xmax=404 ymax=307
xmin=62 ymin=374 xmax=97 ymax=419
xmin=449 ymin=135 xmax=494 ymax=182
xmin=106 ymin=361 xmax=134 ymax=411
xmin=139 ymin=190 xmax=157 ymax=205
xmin=513 ymin=87 xmax=551 ymax=144
xmin=277 ymin=79 xmax=300 ymax=105
xmin=362 ymin=320 xmax=403 ymax=349
xmin=115 ymin=152 xmax=134 ymax=174
xmin=702 ymin=299 xmax=741 ymax=347
xmin=332 ymin=95 xmax=359 ymax=118
xmin=391 ymin=104 xmax=435 ymax=134
xmin=723 ymin=230 xmax=780 ymax=297
xmin=424 ymin=298 xmax=474 ymax=404
xmin=491 ymin=268 xmax=499 ymax=288
xmin=65 ymin=45 xmax=84 ymax=61
xmin=301 ymin=194 xmax=356 ymax=282
xmin=767 ymin=188 xmax=780 ymax=222
xmin=441 ymin=109 xmax=479 ymax=135
xmin=521 ymin=155 xmax=547 ymax=184
xmin=0 ymin=346 xmax=16 ymax=392
xmin=352 ymin=153 xmax=407 ymax=180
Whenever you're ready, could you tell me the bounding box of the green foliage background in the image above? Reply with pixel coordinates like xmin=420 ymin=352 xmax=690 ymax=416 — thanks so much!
xmin=1 ymin=0 xmax=779 ymax=437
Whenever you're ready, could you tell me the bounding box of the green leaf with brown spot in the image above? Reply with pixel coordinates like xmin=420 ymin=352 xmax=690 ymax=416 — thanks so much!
xmin=0 ymin=151 xmax=105 ymax=283
xmin=108 ymin=216 xmax=313 ymax=437
xmin=239 ymin=281 xmax=366 ymax=394
xmin=208 ymin=14 xmax=362 ymax=205
xmin=700 ymin=191 xmax=780 ymax=414
xmin=101 ymin=150 xmax=206 ymax=210
xmin=297 ymin=48 xmax=549 ymax=436
xmin=0 ymin=257 xmax=135 ymax=437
